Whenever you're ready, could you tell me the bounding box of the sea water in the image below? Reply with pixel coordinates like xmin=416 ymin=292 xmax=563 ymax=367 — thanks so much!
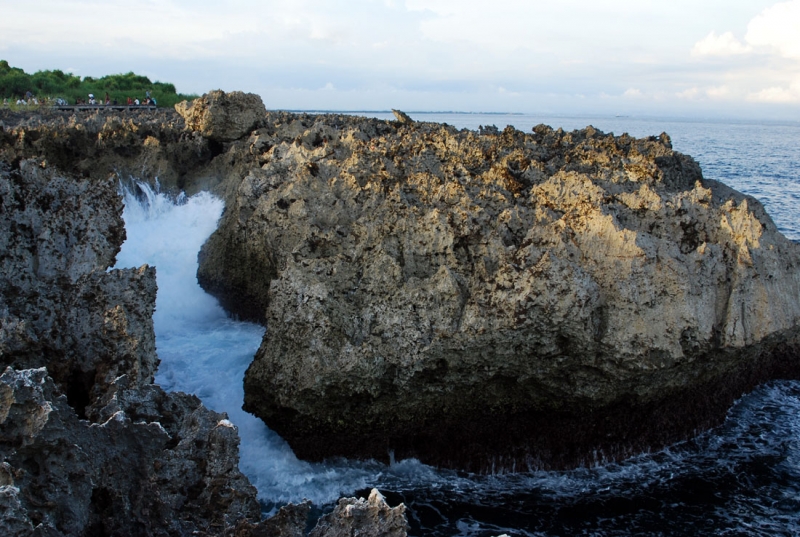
xmin=114 ymin=114 xmax=800 ymax=536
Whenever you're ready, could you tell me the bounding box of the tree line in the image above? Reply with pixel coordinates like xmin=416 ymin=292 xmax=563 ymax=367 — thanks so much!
xmin=0 ymin=60 xmax=198 ymax=108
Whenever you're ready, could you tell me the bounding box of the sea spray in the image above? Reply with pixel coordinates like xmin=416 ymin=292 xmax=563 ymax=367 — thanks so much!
xmin=113 ymin=182 xmax=382 ymax=509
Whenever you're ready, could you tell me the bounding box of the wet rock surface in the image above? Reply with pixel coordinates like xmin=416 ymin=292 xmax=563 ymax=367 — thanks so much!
xmin=308 ymin=489 xmax=408 ymax=537
xmin=194 ymin=115 xmax=800 ymax=470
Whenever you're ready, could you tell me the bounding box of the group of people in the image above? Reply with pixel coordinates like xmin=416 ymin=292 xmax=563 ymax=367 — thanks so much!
xmin=8 ymin=90 xmax=42 ymax=106
xmin=82 ymin=92 xmax=156 ymax=106
xmin=3 ymin=90 xmax=158 ymax=107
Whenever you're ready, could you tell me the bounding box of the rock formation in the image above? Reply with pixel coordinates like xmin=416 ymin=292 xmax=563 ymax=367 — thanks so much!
xmin=0 ymin=154 xmax=409 ymax=535
xmin=194 ymin=115 xmax=800 ymax=471
xmin=0 ymin=160 xmax=263 ymax=535
xmin=308 ymin=489 xmax=407 ymax=537
xmin=175 ymin=90 xmax=267 ymax=143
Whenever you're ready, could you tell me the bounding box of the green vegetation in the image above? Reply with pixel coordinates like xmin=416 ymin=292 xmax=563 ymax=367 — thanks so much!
xmin=0 ymin=60 xmax=198 ymax=108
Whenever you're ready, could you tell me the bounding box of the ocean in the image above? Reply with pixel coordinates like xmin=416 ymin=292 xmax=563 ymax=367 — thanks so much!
xmin=114 ymin=113 xmax=800 ymax=536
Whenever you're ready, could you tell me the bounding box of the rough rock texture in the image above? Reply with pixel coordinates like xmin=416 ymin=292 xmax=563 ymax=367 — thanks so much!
xmin=0 ymin=160 xmax=157 ymax=415
xmin=176 ymin=91 xmax=267 ymax=143
xmin=0 ymin=368 xmax=260 ymax=536
xmin=195 ymin=116 xmax=800 ymax=470
xmin=391 ymin=110 xmax=413 ymax=125
xmin=0 ymin=130 xmax=410 ymax=534
xmin=308 ymin=489 xmax=408 ymax=537
xmin=0 ymin=160 xmax=264 ymax=535
xmin=0 ymin=107 xmax=255 ymax=197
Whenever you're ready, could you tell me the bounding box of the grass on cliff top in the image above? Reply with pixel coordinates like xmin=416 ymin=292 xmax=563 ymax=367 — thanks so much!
xmin=0 ymin=60 xmax=198 ymax=108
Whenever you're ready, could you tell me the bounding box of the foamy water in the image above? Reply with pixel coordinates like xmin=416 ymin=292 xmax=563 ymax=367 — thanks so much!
xmin=113 ymin=182 xmax=386 ymax=510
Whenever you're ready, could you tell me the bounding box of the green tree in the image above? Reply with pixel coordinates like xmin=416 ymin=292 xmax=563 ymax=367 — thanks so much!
xmin=0 ymin=60 xmax=198 ymax=107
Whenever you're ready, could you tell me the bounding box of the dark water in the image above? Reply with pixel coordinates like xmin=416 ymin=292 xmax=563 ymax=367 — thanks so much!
xmin=343 ymin=113 xmax=800 ymax=536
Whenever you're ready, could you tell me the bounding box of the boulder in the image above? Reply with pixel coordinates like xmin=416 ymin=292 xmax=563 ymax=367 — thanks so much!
xmin=196 ymin=117 xmax=800 ymax=470
xmin=309 ymin=489 xmax=408 ymax=537
xmin=391 ymin=109 xmax=414 ymax=124
xmin=176 ymin=90 xmax=266 ymax=142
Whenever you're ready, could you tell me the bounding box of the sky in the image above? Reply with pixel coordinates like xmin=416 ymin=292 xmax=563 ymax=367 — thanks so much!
xmin=1 ymin=0 xmax=799 ymax=119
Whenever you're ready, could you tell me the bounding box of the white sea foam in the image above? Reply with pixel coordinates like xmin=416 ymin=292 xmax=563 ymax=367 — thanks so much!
xmin=113 ymin=182 xmax=383 ymax=508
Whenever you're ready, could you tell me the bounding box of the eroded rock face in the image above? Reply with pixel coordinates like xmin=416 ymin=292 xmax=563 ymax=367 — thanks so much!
xmin=308 ymin=489 xmax=408 ymax=537
xmin=176 ymin=90 xmax=267 ymax=143
xmin=197 ymin=117 xmax=800 ymax=470
xmin=0 ymin=160 xmax=157 ymax=415
xmin=0 ymin=368 xmax=261 ymax=537
xmin=0 ymin=160 xmax=265 ymax=535
xmin=0 ymin=117 xmax=410 ymax=536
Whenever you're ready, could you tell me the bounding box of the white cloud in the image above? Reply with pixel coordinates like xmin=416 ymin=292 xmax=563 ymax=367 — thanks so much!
xmin=746 ymin=0 xmax=800 ymax=58
xmin=676 ymin=87 xmax=700 ymax=99
xmin=706 ymin=85 xmax=731 ymax=98
xmin=623 ymin=88 xmax=643 ymax=98
xmin=749 ymin=77 xmax=800 ymax=102
xmin=691 ymin=31 xmax=751 ymax=56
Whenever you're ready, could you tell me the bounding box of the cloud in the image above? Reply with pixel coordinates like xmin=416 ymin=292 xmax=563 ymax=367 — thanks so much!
xmin=706 ymin=85 xmax=731 ymax=99
xmin=749 ymin=77 xmax=800 ymax=102
xmin=623 ymin=88 xmax=643 ymax=98
xmin=676 ymin=87 xmax=700 ymax=99
xmin=691 ymin=31 xmax=751 ymax=57
xmin=686 ymin=2 xmax=800 ymax=108
xmin=746 ymin=0 xmax=800 ymax=58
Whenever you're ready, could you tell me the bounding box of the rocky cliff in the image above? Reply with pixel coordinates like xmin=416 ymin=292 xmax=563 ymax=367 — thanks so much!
xmin=192 ymin=109 xmax=800 ymax=471
xmin=0 ymin=159 xmax=267 ymax=535
xmin=0 ymin=104 xmax=409 ymax=535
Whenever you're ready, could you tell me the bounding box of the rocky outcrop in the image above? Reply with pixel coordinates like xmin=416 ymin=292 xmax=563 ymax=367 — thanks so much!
xmin=0 ymin=138 xmax=409 ymax=534
xmin=176 ymin=90 xmax=267 ymax=143
xmin=0 ymin=160 xmax=266 ymax=535
xmin=0 ymin=368 xmax=261 ymax=536
xmin=0 ymin=107 xmax=256 ymax=197
xmin=196 ymin=117 xmax=800 ymax=470
xmin=391 ymin=110 xmax=413 ymax=125
xmin=309 ymin=489 xmax=407 ymax=537
xmin=0 ymin=160 xmax=156 ymax=415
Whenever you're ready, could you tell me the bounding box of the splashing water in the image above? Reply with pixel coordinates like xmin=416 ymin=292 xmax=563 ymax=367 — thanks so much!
xmin=114 ymin=182 xmax=385 ymax=510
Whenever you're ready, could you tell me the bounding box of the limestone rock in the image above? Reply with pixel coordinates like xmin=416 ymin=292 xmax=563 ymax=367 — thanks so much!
xmin=176 ymin=90 xmax=266 ymax=142
xmin=196 ymin=118 xmax=800 ymax=470
xmin=228 ymin=501 xmax=311 ymax=537
xmin=309 ymin=489 xmax=408 ymax=537
xmin=391 ymin=109 xmax=413 ymax=124
xmin=0 ymin=161 xmax=157 ymax=413
xmin=0 ymin=367 xmax=261 ymax=536
xmin=0 ymin=159 xmax=262 ymax=534
xmin=0 ymin=112 xmax=414 ymax=537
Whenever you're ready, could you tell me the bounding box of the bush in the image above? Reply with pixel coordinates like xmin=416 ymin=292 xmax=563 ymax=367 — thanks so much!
xmin=0 ymin=60 xmax=198 ymax=108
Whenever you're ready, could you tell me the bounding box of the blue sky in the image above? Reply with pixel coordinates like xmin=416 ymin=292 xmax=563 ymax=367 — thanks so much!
xmin=1 ymin=1 xmax=799 ymax=118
